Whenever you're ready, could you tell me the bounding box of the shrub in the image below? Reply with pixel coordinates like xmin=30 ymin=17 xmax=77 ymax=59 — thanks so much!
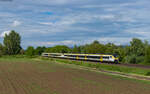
xmin=25 ymin=46 xmax=35 ymax=57
xmin=123 ymin=55 xmax=145 ymax=64
xmin=146 ymin=72 xmax=150 ymax=76
xmin=123 ymin=55 xmax=137 ymax=64
xmin=136 ymin=56 xmax=145 ymax=64
xmin=145 ymin=46 xmax=150 ymax=64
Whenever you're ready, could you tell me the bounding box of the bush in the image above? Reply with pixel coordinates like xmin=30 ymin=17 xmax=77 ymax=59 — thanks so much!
xmin=136 ymin=56 xmax=145 ymax=64
xmin=146 ymin=72 xmax=150 ymax=76
xmin=25 ymin=46 xmax=35 ymax=57
xmin=123 ymin=55 xmax=136 ymax=64
xmin=123 ymin=55 xmax=145 ymax=64
xmin=145 ymin=46 xmax=150 ymax=64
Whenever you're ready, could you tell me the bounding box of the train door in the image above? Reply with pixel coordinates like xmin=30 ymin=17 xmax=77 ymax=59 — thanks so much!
xmin=76 ymin=55 xmax=79 ymax=60
xmin=85 ymin=55 xmax=87 ymax=60
xmin=100 ymin=56 xmax=103 ymax=62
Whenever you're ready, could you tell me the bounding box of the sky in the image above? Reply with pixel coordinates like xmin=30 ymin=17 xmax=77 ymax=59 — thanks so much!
xmin=0 ymin=0 xmax=150 ymax=48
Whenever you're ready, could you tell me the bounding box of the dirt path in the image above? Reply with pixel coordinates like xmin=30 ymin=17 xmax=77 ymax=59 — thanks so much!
xmin=0 ymin=61 xmax=150 ymax=94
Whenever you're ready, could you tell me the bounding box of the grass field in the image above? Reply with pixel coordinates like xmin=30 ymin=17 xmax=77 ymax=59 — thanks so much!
xmin=0 ymin=56 xmax=150 ymax=94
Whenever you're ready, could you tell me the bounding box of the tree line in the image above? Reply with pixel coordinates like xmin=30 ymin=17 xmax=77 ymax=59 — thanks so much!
xmin=1 ymin=30 xmax=150 ymax=64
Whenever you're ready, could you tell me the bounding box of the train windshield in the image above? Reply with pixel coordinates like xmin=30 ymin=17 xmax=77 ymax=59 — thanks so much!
xmin=113 ymin=54 xmax=118 ymax=58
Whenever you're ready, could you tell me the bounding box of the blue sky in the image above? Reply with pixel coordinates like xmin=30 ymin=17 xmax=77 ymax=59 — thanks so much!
xmin=0 ymin=0 xmax=150 ymax=48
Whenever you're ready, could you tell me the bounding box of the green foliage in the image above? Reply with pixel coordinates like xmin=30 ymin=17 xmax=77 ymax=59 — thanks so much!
xmin=93 ymin=40 xmax=100 ymax=44
xmin=72 ymin=45 xmax=80 ymax=53
xmin=123 ymin=55 xmax=137 ymax=64
xmin=20 ymin=49 xmax=25 ymax=55
xmin=145 ymin=46 xmax=150 ymax=64
xmin=146 ymin=72 xmax=150 ymax=76
xmin=129 ymin=38 xmax=145 ymax=56
xmin=25 ymin=46 xmax=35 ymax=57
xmin=136 ymin=56 xmax=145 ymax=64
xmin=105 ymin=43 xmax=117 ymax=54
xmin=123 ymin=55 xmax=144 ymax=64
xmin=121 ymin=38 xmax=147 ymax=63
xmin=3 ymin=30 xmax=21 ymax=55
xmin=34 ymin=46 xmax=46 ymax=55
xmin=0 ymin=43 xmax=5 ymax=56
xmin=45 ymin=45 xmax=71 ymax=53
xmin=83 ymin=41 xmax=106 ymax=54
xmin=113 ymin=46 xmax=125 ymax=62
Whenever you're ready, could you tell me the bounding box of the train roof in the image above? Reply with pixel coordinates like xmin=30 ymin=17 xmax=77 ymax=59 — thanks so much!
xmin=42 ymin=53 xmax=117 ymax=57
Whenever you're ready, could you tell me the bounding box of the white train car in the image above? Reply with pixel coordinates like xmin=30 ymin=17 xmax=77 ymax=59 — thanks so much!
xmin=42 ymin=53 xmax=119 ymax=63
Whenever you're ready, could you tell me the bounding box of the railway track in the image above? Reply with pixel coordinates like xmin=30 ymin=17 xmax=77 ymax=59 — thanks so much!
xmin=119 ymin=63 xmax=150 ymax=69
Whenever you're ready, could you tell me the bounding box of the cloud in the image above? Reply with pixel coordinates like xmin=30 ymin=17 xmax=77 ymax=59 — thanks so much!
xmin=0 ymin=0 xmax=150 ymax=48
xmin=97 ymin=37 xmax=132 ymax=45
xmin=0 ymin=30 xmax=11 ymax=37
xmin=40 ymin=40 xmax=75 ymax=46
xmin=12 ymin=20 xmax=21 ymax=27
xmin=96 ymin=14 xmax=115 ymax=20
xmin=39 ymin=22 xmax=54 ymax=25
xmin=22 ymin=40 xmax=78 ymax=48
xmin=22 ymin=36 xmax=134 ymax=48
xmin=124 ymin=26 xmax=150 ymax=39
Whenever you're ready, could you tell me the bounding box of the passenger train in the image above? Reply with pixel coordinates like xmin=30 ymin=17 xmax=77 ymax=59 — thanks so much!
xmin=42 ymin=53 xmax=119 ymax=64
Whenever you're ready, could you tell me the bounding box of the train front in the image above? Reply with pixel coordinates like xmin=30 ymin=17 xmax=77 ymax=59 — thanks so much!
xmin=113 ymin=54 xmax=119 ymax=63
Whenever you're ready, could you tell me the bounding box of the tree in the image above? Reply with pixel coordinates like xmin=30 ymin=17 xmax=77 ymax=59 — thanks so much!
xmin=93 ymin=40 xmax=100 ymax=44
xmin=34 ymin=46 xmax=46 ymax=55
xmin=25 ymin=46 xmax=35 ymax=57
xmin=145 ymin=46 xmax=150 ymax=63
xmin=122 ymin=38 xmax=147 ymax=64
xmin=129 ymin=38 xmax=145 ymax=56
xmin=44 ymin=47 xmax=52 ymax=53
xmin=45 ymin=45 xmax=71 ymax=53
xmin=3 ymin=30 xmax=21 ymax=55
xmin=84 ymin=41 xmax=106 ymax=54
xmin=0 ymin=43 xmax=4 ymax=56
xmin=20 ymin=49 xmax=25 ymax=55
xmin=113 ymin=46 xmax=126 ymax=62
xmin=105 ymin=43 xmax=117 ymax=54
xmin=72 ymin=45 xmax=80 ymax=53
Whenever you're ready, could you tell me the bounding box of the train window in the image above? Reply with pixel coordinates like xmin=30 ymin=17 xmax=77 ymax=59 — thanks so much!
xmin=103 ymin=56 xmax=109 ymax=59
xmin=51 ymin=54 xmax=58 ymax=56
xmin=67 ymin=55 xmax=76 ymax=57
xmin=113 ymin=55 xmax=118 ymax=58
xmin=110 ymin=56 xmax=112 ymax=58
xmin=78 ymin=56 xmax=85 ymax=58
xmin=73 ymin=55 xmax=77 ymax=57
xmin=87 ymin=56 xmax=100 ymax=59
